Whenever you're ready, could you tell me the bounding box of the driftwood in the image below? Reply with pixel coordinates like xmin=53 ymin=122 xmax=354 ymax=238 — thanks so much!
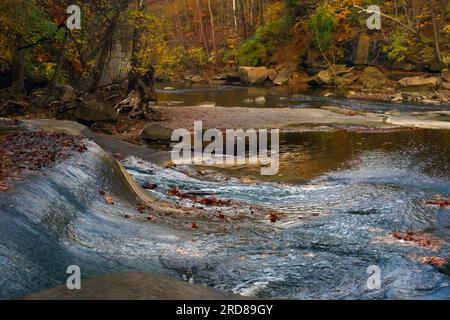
xmin=114 ymin=68 xmax=157 ymax=119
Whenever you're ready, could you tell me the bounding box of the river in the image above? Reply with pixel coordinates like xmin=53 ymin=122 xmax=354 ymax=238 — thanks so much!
xmin=0 ymin=85 xmax=449 ymax=299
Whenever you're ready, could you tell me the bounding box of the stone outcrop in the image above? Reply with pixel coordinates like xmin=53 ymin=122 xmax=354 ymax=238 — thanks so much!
xmin=357 ymin=67 xmax=388 ymax=89
xmin=141 ymin=122 xmax=173 ymax=143
xmin=238 ymin=67 xmax=268 ymax=86
xmin=397 ymin=76 xmax=440 ymax=92
xmin=74 ymin=97 xmax=118 ymax=123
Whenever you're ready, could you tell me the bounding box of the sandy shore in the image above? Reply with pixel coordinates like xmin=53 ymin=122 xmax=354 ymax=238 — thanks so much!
xmin=153 ymin=106 xmax=450 ymax=131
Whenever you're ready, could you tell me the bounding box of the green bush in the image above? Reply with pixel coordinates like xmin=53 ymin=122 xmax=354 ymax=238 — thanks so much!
xmin=235 ymin=39 xmax=268 ymax=67
xmin=382 ymin=30 xmax=411 ymax=63
xmin=308 ymin=3 xmax=337 ymax=50
xmin=229 ymin=15 xmax=292 ymax=67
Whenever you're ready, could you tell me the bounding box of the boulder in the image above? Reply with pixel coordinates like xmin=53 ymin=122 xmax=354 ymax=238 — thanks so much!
xmin=397 ymin=76 xmax=440 ymax=91
xmin=357 ymin=67 xmax=388 ymax=89
xmin=354 ymin=34 xmax=371 ymax=65
xmin=335 ymin=75 xmax=355 ymax=87
xmin=225 ymin=72 xmax=241 ymax=83
xmin=332 ymin=64 xmax=350 ymax=75
xmin=141 ymin=123 xmax=173 ymax=142
xmin=59 ymin=85 xmax=77 ymax=102
xmin=441 ymin=71 xmax=450 ymax=83
xmin=308 ymin=70 xmax=334 ymax=86
xmin=239 ymin=67 xmax=269 ymax=86
xmin=268 ymin=69 xmax=279 ymax=82
xmin=273 ymin=69 xmax=291 ymax=85
xmin=255 ymin=96 xmax=266 ymax=104
xmin=73 ymin=98 xmax=118 ymax=123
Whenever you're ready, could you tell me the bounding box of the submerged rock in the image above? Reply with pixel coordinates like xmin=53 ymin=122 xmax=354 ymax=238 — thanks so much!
xmin=254 ymin=96 xmax=266 ymax=104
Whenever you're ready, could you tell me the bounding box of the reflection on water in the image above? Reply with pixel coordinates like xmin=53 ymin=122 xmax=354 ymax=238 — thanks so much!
xmin=216 ymin=129 xmax=450 ymax=183
xmin=124 ymin=129 xmax=450 ymax=299
xmin=156 ymin=83 xmax=450 ymax=112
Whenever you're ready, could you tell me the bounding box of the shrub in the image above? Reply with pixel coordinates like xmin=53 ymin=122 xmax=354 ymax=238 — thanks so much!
xmin=308 ymin=3 xmax=338 ymax=50
xmin=382 ymin=30 xmax=411 ymax=63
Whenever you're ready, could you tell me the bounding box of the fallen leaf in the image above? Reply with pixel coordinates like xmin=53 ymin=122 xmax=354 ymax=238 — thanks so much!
xmin=269 ymin=212 xmax=279 ymax=223
xmin=191 ymin=222 xmax=199 ymax=229
xmin=99 ymin=190 xmax=114 ymax=205
xmin=137 ymin=203 xmax=148 ymax=213
xmin=0 ymin=184 xmax=9 ymax=192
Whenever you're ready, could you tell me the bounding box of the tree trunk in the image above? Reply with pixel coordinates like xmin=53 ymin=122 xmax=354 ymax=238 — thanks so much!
xmin=207 ymin=0 xmax=218 ymax=57
xmin=91 ymin=20 xmax=117 ymax=91
xmin=429 ymin=0 xmax=442 ymax=62
xmin=233 ymin=0 xmax=239 ymax=45
xmin=47 ymin=28 xmax=69 ymax=94
xmin=12 ymin=36 xmax=25 ymax=93
xmin=238 ymin=0 xmax=248 ymax=40
xmin=438 ymin=0 xmax=449 ymax=32
xmin=195 ymin=0 xmax=210 ymax=59
xmin=259 ymin=0 xmax=264 ymax=24
xmin=130 ymin=0 xmax=145 ymax=74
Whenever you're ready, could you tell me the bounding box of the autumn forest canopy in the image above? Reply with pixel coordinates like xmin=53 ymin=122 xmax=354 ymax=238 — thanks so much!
xmin=0 ymin=0 xmax=449 ymax=94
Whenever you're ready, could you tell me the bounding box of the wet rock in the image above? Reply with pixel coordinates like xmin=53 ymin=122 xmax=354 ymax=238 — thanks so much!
xmin=239 ymin=67 xmax=268 ymax=86
xmin=442 ymin=71 xmax=450 ymax=83
xmin=185 ymin=75 xmax=205 ymax=83
xmin=0 ymin=100 xmax=29 ymax=116
xmin=255 ymin=96 xmax=266 ymax=105
xmin=240 ymin=176 xmax=257 ymax=184
xmin=225 ymin=72 xmax=241 ymax=83
xmin=308 ymin=69 xmax=334 ymax=86
xmin=390 ymin=93 xmax=403 ymax=102
xmin=385 ymin=109 xmax=401 ymax=116
xmin=273 ymin=69 xmax=290 ymax=85
xmin=268 ymin=69 xmax=279 ymax=82
xmin=74 ymin=98 xmax=118 ymax=123
xmin=58 ymin=85 xmax=77 ymax=102
xmin=397 ymin=76 xmax=440 ymax=92
xmin=141 ymin=123 xmax=173 ymax=143
xmin=291 ymin=71 xmax=311 ymax=84
xmin=333 ymin=64 xmax=351 ymax=75
xmin=335 ymin=76 xmax=355 ymax=87
xmin=357 ymin=67 xmax=388 ymax=89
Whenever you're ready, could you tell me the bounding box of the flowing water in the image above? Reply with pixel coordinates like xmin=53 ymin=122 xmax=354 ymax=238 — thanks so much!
xmin=124 ymin=129 xmax=450 ymax=299
xmin=1 ymin=86 xmax=450 ymax=299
